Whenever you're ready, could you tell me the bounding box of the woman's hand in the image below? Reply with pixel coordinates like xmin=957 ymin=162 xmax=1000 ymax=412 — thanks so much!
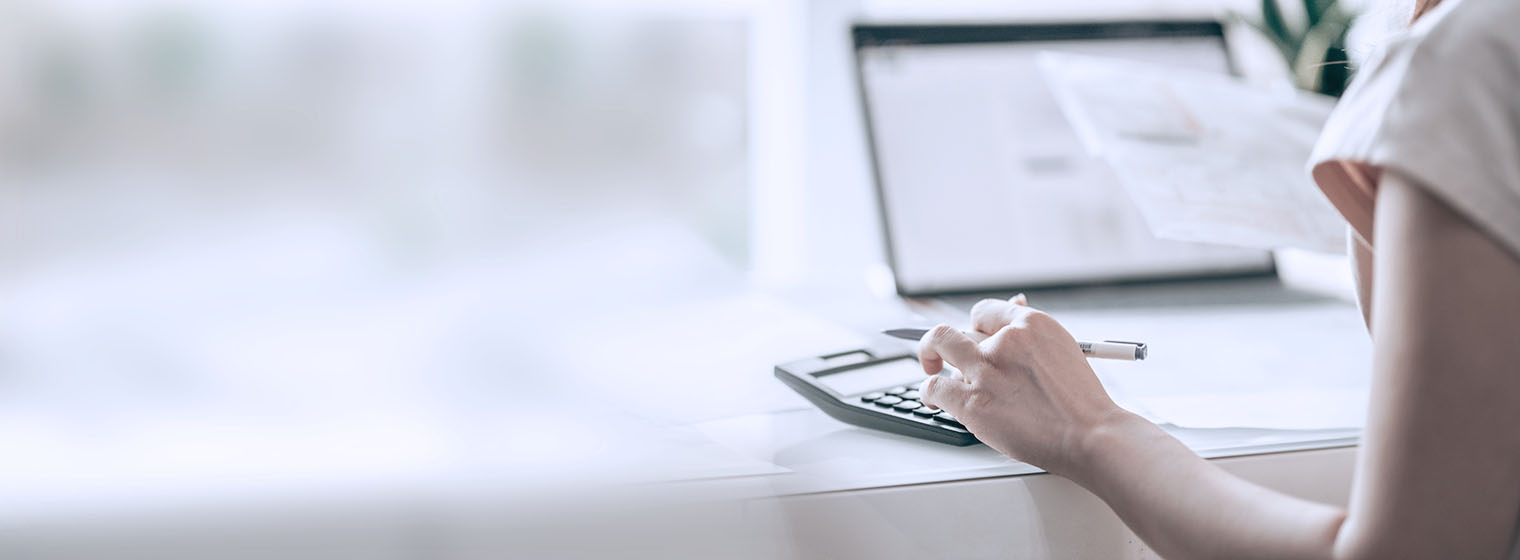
xmin=916 ymin=294 xmax=1129 ymax=475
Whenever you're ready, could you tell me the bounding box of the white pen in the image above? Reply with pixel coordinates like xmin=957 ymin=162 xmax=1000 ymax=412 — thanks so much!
xmin=882 ymin=328 xmax=1148 ymax=361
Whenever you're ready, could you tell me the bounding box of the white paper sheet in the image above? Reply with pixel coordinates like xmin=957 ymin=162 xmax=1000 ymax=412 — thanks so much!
xmin=1056 ymin=302 xmax=1372 ymax=430
xmin=1039 ymin=52 xmax=1349 ymax=254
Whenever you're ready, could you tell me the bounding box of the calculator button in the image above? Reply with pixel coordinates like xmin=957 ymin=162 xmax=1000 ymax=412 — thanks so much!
xmin=899 ymin=390 xmax=921 ymax=401
xmin=892 ymin=400 xmax=920 ymax=412
xmin=885 ymin=386 xmax=909 ymax=396
xmin=873 ymin=395 xmax=903 ymax=407
xmin=933 ymin=413 xmax=964 ymax=428
xmin=911 ymin=405 xmax=940 ymax=417
xmin=860 ymin=392 xmax=885 ymax=403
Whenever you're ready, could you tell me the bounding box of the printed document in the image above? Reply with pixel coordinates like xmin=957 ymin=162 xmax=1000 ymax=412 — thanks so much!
xmin=1039 ymin=52 xmax=1349 ymax=254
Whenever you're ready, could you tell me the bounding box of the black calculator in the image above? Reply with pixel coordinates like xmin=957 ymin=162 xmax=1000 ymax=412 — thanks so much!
xmin=775 ymin=345 xmax=978 ymax=446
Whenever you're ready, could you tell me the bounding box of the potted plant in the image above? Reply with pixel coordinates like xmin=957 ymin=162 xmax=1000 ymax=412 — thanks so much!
xmin=1245 ymin=0 xmax=1360 ymax=96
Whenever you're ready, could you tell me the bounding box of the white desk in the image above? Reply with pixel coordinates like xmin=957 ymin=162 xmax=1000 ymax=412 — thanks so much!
xmin=749 ymin=446 xmax=1356 ymax=559
xmin=0 ymin=229 xmax=1369 ymax=559
xmin=656 ymin=276 xmax=1366 ymax=558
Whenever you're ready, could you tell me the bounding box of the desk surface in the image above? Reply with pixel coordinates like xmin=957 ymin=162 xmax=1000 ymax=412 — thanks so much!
xmin=691 ymin=277 xmax=1366 ymax=496
xmin=0 ymin=282 xmax=1367 ymax=559
xmin=0 ymin=218 xmax=1372 ymax=560
xmin=695 ymin=408 xmax=1357 ymax=497
xmin=0 ymin=275 xmax=1369 ymax=515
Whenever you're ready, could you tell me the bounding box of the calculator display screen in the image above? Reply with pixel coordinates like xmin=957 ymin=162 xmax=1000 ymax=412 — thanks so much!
xmin=815 ymin=359 xmax=925 ymax=396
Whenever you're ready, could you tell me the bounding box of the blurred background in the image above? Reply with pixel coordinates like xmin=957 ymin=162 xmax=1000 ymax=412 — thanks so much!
xmin=0 ymin=0 xmax=1408 ymax=557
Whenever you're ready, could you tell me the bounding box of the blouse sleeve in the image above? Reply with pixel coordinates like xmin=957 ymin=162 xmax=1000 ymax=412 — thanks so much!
xmin=1308 ymin=0 xmax=1520 ymax=259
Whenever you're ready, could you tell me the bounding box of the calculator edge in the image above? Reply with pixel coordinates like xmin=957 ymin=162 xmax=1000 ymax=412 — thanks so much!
xmin=774 ymin=352 xmax=980 ymax=447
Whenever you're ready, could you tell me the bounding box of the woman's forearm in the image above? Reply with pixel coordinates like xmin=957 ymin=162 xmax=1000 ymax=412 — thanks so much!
xmin=1349 ymin=228 xmax=1375 ymax=332
xmin=915 ymin=300 xmax=1353 ymax=558
xmin=1064 ymin=412 xmax=1347 ymax=560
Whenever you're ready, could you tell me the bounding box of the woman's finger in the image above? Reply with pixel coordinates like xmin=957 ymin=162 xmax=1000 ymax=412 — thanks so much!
xmin=917 ymin=324 xmax=982 ymax=375
xmin=971 ymin=293 xmax=1028 ymax=334
xmin=918 ymin=374 xmax=973 ymax=416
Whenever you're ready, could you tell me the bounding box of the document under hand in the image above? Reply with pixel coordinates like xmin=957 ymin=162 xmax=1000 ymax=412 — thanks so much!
xmin=1038 ymin=52 xmax=1347 ymax=254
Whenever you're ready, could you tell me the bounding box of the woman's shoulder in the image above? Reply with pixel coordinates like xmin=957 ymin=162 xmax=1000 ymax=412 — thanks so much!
xmin=1407 ymin=0 xmax=1520 ymax=68
xmin=1310 ymin=0 xmax=1520 ymax=260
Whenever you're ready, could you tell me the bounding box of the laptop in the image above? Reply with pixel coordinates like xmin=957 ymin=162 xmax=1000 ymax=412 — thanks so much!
xmin=853 ymin=21 xmax=1283 ymax=307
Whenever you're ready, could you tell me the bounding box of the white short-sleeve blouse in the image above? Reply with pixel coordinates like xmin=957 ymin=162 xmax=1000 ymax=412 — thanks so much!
xmin=1310 ymin=1 xmax=1520 ymax=553
xmin=1309 ymin=0 xmax=1520 ymax=259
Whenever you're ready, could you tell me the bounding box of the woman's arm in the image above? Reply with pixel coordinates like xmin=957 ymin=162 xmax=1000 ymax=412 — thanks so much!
xmin=1349 ymin=228 xmax=1375 ymax=332
xmin=917 ymin=172 xmax=1520 ymax=559
xmin=1330 ymin=173 xmax=1520 ymax=558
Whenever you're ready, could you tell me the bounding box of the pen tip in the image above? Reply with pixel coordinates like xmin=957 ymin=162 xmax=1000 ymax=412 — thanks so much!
xmin=882 ymin=328 xmax=924 ymax=340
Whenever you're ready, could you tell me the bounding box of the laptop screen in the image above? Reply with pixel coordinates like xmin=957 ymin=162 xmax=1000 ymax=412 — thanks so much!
xmin=854 ymin=23 xmax=1274 ymax=295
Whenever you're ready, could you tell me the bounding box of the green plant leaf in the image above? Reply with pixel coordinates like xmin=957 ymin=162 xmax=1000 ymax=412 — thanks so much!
xmin=1320 ymin=3 xmax=1358 ymax=29
xmin=1303 ymin=0 xmax=1322 ymax=27
xmin=1262 ymin=0 xmax=1291 ymax=43
xmin=1293 ymin=9 xmax=1354 ymax=93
